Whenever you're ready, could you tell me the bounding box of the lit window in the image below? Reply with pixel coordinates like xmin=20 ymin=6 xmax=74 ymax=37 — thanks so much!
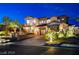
xmin=27 ymin=20 xmax=30 ymax=24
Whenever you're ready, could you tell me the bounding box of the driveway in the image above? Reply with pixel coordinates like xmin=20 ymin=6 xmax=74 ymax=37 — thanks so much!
xmin=13 ymin=35 xmax=46 ymax=46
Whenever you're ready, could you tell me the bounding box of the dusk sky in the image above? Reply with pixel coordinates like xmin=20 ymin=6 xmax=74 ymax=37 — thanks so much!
xmin=0 ymin=3 xmax=79 ymax=25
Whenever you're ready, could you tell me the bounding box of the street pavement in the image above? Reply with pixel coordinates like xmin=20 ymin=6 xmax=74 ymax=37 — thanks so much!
xmin=0 ymin=44 xmax=79 ymax=55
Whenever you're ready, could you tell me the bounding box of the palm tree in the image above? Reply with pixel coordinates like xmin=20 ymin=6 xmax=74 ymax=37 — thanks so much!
xmin=13 ymin=19 xmax=22 ymax=29
xmin=3 ymin=16 xmax=10 ymax=25
xmin=2 ymin=16 xmax=11 ymax=36
xmin=45 ymin=31 xmax=58 ymax=43
xmin=9 ymin=20 xmax=19 ymax=33
xmin=76 ymin=17 xmax=79 ymax=22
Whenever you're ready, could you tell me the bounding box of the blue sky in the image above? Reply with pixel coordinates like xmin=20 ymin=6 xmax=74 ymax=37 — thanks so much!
xmin=0 ymin=3 xmax=79 ymax=25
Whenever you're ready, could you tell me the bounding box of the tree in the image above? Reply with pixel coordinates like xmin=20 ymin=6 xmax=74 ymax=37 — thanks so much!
xmin=8 ymin=20 xmax=19 ymax=33
xmin=3 ymin=16 xmax=11 ymax=25
xmin=76 ymin=17 xmax=79 ymax=22
xmin=13 ymin=20 xmax=22 ymax=29
xmin=45 ymin=31 xmax=58 ymax=43
xmin=2 ymin=16 xmax=11 ymax=36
